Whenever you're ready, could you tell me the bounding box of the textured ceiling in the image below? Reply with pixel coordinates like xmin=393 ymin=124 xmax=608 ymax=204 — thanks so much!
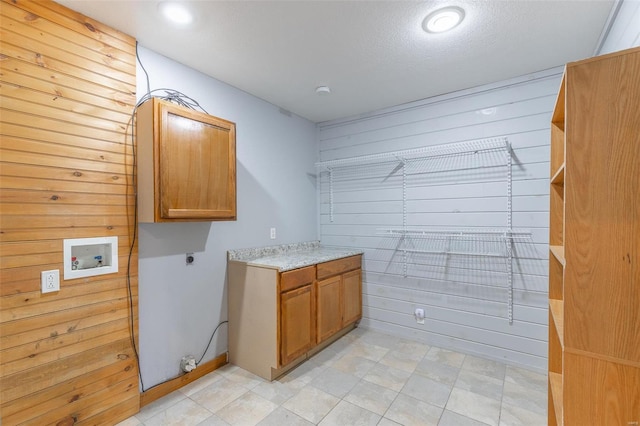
xmin=57 ymin=1 xmax=615 ymax=123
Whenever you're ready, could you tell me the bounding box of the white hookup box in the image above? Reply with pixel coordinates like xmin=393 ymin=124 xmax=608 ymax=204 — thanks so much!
xmin=63 ymin=236 xmax=118 ymax=280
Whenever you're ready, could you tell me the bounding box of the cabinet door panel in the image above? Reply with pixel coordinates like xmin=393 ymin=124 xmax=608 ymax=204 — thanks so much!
xmin=316 ymin=276 xmax=342 ymax=343
xmin=280 ymin=285 xmax=315 ymax=366
xmin=342 ymin=269 xmax=362 ymax=326
xmin=160 ymin=106 xmax=235 ymax=219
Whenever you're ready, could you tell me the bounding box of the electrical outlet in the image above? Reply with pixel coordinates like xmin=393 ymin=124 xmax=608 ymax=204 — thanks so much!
xmin=415 ymin=308 xmax=425 ymax=325
xmin=270 ymin=227 xmax=276 ymax=239
xmin=186 ymin=253 xmax=195 ymax=265
xmin=41 ymin=269 xmax=60 ymax=293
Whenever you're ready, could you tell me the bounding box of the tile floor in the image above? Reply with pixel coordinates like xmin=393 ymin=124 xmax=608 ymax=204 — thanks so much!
xmin=118 ymin=328 xmax=547 ymax=426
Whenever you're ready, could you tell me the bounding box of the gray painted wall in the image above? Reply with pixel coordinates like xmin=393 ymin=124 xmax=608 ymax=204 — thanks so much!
xmin=317 ymin=68 xmax=561 ymax=373
xmin=135 ymin=46 xmax=317 ymax=389
xmin=316 ymin=2 xmax=639 ymax=374
xmin=599 ymin=0 xmax=640 ymax=54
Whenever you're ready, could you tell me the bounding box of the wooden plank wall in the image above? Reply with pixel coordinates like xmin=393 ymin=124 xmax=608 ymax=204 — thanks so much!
xmin=0 ymin=0 xmax=139 ymax=424
xmin=318 ymin=68 xmax=560 ymax=372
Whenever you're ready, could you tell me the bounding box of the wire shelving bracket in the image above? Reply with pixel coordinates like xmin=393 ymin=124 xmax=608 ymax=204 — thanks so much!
xmin=317 ymin=137 xmax=521 ymax=323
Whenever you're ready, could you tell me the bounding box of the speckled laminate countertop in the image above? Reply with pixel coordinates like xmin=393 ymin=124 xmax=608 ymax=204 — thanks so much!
xmin=228 ymin=241 xmax=363 ymax=272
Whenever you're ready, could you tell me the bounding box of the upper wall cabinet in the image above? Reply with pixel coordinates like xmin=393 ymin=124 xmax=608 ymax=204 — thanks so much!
xmin=136 ymin=98 xmax=237 ymax=222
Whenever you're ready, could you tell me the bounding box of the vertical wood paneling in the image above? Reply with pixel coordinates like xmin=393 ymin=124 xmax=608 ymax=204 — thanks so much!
xmin=318 ymin=69 xmax=561 ymax=372
xmin=0 ymin=0 xmax=139 ymax=424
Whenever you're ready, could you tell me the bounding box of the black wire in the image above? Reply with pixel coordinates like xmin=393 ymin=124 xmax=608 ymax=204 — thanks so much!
xmin=126 ymin=104 xmax=144 ymax=391
xmin=128 ymin=45 xmax=218 ymax=391
xmin=196 ymin=321 xmax=228 ymax=365
xmin=136 ymin=41 xmax=151 ymax=97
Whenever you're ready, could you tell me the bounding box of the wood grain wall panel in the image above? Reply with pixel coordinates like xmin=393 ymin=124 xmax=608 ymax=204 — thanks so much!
xmin=0 ymin=0 xmax=139 ymax=424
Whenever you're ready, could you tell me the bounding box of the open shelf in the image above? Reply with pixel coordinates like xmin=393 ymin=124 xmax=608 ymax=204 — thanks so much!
xmin=549 ymin=245 xmax=565 ymax=266
xmin=549 ymin=299 xmax=564 ymax=347
xmin=551 ymin=163 xmax=565 ymax=185
xmin=549 ymin=371 xmax=564 ymax=425
xmin=550 ymin=76 xmax=566 ymax=176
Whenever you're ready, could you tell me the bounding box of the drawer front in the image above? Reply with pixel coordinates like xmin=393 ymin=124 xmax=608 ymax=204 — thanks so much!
xmin=317 ymin=255 xmax=361 ymax=280
xmin=280 ymin=265 xmax=316 ymax=293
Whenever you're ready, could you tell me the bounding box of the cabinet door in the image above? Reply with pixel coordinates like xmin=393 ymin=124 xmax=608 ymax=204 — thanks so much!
xmin=316 ymin=275 xmax=342 ymax=343
xmin=342 ymin=269 xmax=362 ymax=326
xmin=280 ymin=284 xmax=315 ymax=366
xmin=158 ymin=100 xmax=236 ymax=220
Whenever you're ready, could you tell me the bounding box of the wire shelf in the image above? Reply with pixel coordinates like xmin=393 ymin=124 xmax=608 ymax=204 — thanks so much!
xmin=316 ymin=137 xmax=508 ymax=170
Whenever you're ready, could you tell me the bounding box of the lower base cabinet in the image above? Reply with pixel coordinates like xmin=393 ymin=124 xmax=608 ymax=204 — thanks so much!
xmin=280 ymin=283 xmax=316 ymax=366
xmin=228 ymin=255 xmax=362 ymax=380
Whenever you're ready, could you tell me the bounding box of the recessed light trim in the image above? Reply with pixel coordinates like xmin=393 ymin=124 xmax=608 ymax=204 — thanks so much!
xmin=159 ymin=2 xmax=193 ymax=25
xmin=422 ymin=6 xmax=465 ymax=34
xmin=316 ymin=86 xmax=331 ymax=95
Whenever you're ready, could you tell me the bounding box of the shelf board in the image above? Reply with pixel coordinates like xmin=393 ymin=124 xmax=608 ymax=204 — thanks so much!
xmin=551 ymin=163 xmax=565 ymax=185
xmin=549 ymin=299 xmax=564 ymax=348
xmin=549 ymin=371 xmax=563 ymax=425
xmin=549 ymin=245 xmax=565 ymax=266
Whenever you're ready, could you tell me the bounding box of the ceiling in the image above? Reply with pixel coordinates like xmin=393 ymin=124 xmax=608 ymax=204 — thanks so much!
xmin=57 ymin=0 xmax=616 ymax=123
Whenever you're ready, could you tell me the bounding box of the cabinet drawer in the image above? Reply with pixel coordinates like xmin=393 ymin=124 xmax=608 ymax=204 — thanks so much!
xmin=280 ymin=266 xmax=316 ymax=293
xmin=317 ymin=255 xmax=361 ymax=280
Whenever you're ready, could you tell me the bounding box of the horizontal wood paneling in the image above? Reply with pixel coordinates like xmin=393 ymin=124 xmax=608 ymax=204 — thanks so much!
xmin=0 ymin=0 xmax=139 ymax=424
xmin=318 ymin=68 xmax=560 ymax=372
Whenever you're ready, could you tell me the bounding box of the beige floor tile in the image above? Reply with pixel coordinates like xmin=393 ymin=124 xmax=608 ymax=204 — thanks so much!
xmin=310 ymin=366 xmax=360 ymax=398
xmin=362 ymin=363 xmax=412 ymax=392
xmin=395 ymin=339 xmax=431 ymax=358
xmin=445 ymin=388 xmax=501 ymax=426
xmin=377 ymin=418 xmax=403 ymax=426
xmin=144 ymin=398 xmax=214 ymax=426
xmin=277 ymin=359 xmax=327 ymax=390
xmin=499 ymin=401 xmax=547 ymax=426
xmin=356 ymin=330 xmax=400 ymax=349
xmin=504 ymin=366 xmax=547 ymax=391
xmin=179 ymin=372 xmax=225 ymax=397
xmin=282 ymin=385 xmax=340 ymax=423
xmin=345 ymin=340 xmax=390 ymax=362
xmin=439 ymin=409 xmax=491 ymax=425
xmin=454 ymin=369 xmax=504 ymax=401
xmin=114 ymin=417 xmax=143 ymax=426
xmin=424 ymin=347 xmax=466 ymax=368
xmin=251 ymin=379 xmax=298 ymax=405
xmin=136 ymin=391 xmax=187 ymax=421
xmin=501 ymin=381 xmax=546 ymax=416
xmin=194 ymin=415 xmax=230 ymax=426
xmin=378 ymin=349 xmax=423 ymax=373
xmin=190 ymin=377 xmax=249 ymax=413
xmin=385 ymin=393 xmax=443 ymax=426
xmin=319 ymin=400 xmax=381 ymax=426
xmin=309 ymin=346 xmax=342 ymax=366
xmin=461 ymin=356 xmax=506 ymax=381
xmin=118 ymin=328 xmax=551 ymax=426
xmin=331 ymin=353 xmax=377 ymax=378
xmin=401 ymin=373 xmax=453 ymax=408
xmin=215 ymin=391 xmax=278 ymax=425
xmin=414 ymin=358 xmax=461 ymax=386
xmin=256 ymin=407 xmax=314 ymax=426
xmin=344 ymin=380 xmax=398 ymax=416
xmin=219 ymin=366 xmax=266 ymax=390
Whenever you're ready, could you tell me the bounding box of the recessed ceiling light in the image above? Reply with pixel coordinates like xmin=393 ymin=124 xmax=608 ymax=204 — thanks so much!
xmin=422 ymin=6 xmax=465 ymax=34
xmin=158 ymin=2 xmax=193 ymax=25
xmin=316 ymin=86 xmax=331 ymax=95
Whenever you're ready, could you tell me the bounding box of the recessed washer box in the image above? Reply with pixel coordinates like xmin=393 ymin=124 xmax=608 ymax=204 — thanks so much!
xmin=63 ymin=236 xmax=118 ymax=280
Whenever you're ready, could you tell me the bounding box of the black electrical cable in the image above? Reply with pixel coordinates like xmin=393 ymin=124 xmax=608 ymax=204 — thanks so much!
xmin=126 ymin=44 xmax=223 ymax=392
xmin=196 ymin=320 xmax=228 ymax=365
xmin=136 ymin=41 xmax=151 ymax=97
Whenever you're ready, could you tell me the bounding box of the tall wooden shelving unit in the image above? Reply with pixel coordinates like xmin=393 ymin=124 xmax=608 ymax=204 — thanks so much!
xmin=547 ymin=46 xmax=640 ymax=425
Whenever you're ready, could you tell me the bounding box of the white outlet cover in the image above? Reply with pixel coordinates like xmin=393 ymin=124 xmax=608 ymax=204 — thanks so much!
xmin=41 ymin=269 xmax=60 ymax=293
